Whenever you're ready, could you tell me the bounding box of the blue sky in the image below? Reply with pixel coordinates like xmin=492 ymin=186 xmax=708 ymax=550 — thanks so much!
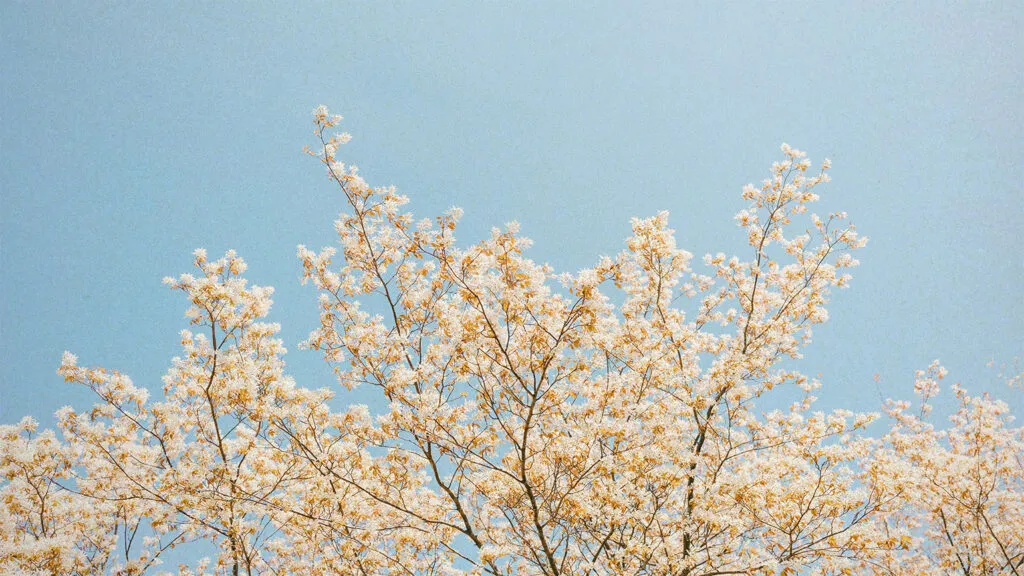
xmin=2 ymin=2 xmax=1021 ymax=426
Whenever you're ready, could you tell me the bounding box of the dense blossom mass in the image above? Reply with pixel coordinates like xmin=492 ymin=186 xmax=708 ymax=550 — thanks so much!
xmin=1 ymin=108 xmax=1021 ymax=575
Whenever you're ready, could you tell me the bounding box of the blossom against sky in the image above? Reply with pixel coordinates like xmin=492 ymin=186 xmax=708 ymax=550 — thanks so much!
xmin=1 ymin=3 xmax=1021 ymax=424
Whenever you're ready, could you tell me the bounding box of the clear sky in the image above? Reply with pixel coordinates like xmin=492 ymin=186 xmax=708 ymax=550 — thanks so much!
xmin=2 ymin=2 xmax=1022 ymax=427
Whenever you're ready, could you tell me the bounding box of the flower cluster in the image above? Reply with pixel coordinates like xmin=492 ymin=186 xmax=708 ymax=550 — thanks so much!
xmin=0 ymin=110 xmax=1018 ymax=575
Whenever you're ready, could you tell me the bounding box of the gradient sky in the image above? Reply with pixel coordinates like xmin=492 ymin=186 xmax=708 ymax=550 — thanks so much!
xmin=2 ymin=2 xmax=1022 ymax=428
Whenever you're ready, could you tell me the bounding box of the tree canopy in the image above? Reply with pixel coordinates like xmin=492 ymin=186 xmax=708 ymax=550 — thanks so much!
xmin=1 ymin=109 xmax=1021 ymax=575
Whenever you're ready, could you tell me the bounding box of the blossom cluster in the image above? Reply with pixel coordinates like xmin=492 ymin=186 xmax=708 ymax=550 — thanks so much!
xmin=0 ymin=110 xmax=1019 ymax=575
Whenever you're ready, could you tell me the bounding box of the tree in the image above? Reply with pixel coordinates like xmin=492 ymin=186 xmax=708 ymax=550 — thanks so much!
xmin=1 ymin=108 xmax=1020 ymax=575
xmin=877 ymin=363 xmax=1024 ymax=575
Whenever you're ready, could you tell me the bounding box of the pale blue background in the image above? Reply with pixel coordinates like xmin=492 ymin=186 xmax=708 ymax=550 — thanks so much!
xmin=2 ymin=2 xmax=1022 ymax=427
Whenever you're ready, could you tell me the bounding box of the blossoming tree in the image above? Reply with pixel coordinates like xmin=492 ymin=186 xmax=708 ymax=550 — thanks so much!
xmin=1 ymin=109 xmax=1020 ymax=575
